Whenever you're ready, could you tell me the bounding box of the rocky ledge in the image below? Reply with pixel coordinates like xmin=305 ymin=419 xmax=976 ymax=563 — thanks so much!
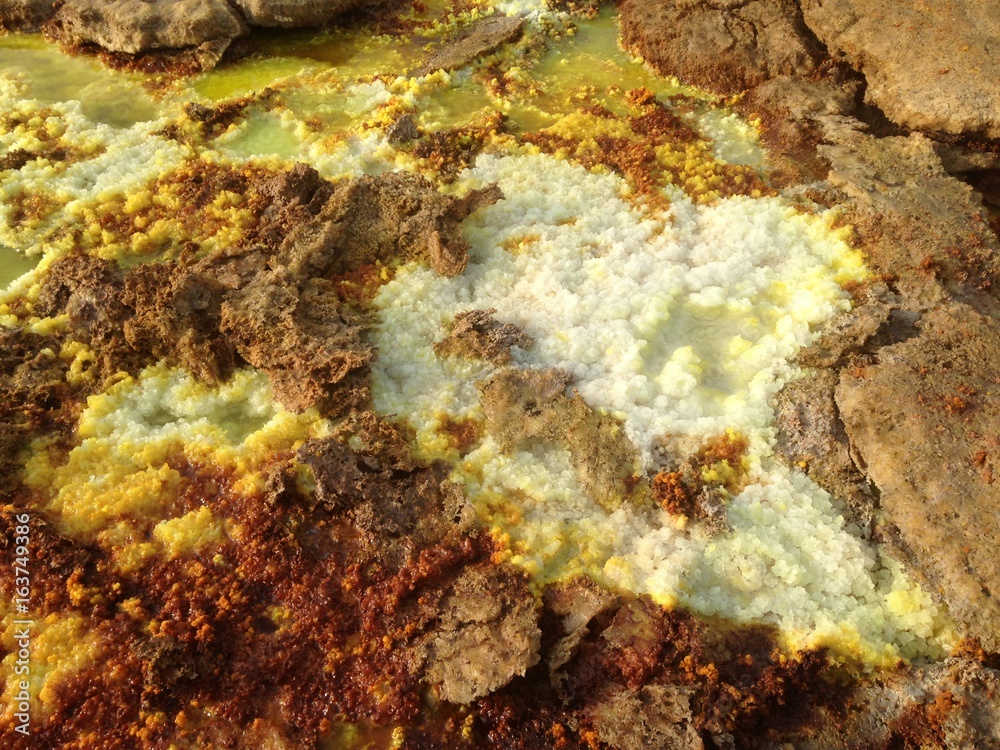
xmin=0 ymin=0 xmax=390 ymax=70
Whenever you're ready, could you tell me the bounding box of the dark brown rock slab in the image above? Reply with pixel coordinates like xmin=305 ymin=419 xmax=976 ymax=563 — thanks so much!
xmin=414 ymin=15 xmax=525 ymax=77
xmin=836 ymin=302 xmax=1000 ymax=652
xmin=219 ymin=274 xmax=371 ymax=414
xmin=278 ymin=173 xmax=503 ymax=278
xmin=800 ymin=0 xmax=1000 ymax=139
xmin=618 ymin=0 xmax=822 ymax=96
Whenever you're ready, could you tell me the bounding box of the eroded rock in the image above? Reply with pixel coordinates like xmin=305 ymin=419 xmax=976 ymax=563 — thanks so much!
xmin=35 ymin=254 xmax=147 ymax=377
xmin=800 ymin=0 xmax=1000 ymax=139
xmin=618 ymin=0 xmax=822 ymax=96
xmin=47 ymin=0 xmax=246 ymax=68
xmin=772 ymin=368 xmax=873 ymax=517
xmin=220 ymin=275 xmax=371 ymax=414
xmin=414 ymin=15 xmax=525 ymax=77
xmin=0 ymin=0 xmax=57 ymax=31
xmin=277 ymin=173 xmax=503 ymax=278
xmin=836 ymin=302 xmax=1000 ymax=652
xmin=822 ymin=130 xmax=1000 ymax=309
xmin=477 ymin=367 xmax=643 ymax=511
xmin=233 ymin=0 xmax=370 ymax=28
xmin=588 ymin=684 xmax=702 ymax=750
xmin=736 ymin=74 xmax=859 ymax=186
xmin=434 ymin=308 xmax=531 ymax=366
xmin=421 ymin=563 xmax=541 ymax=704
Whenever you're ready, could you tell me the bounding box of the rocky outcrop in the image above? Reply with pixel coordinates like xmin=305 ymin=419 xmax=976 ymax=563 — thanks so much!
xmin=836 ymin=303 xmax=1000 ymax=653
xmin=47 ymin=0 xmax=246 ymax=69
xmin=433 ymin=308 xmax=531 ymax=366
xmin=0 ymin=0 xmax=57 ymax=31
xmin=233 ymin=0 xmax=368 ymax=28
xmin=821 ymin=130 xmax=1000 ymax=309
xmin=618 ymin=0 xmax=822 ymax=96
xmin=477 ymin=367 xmax=643 ymax=511
xmin=42 ymin=0 xmax=396 ymax=70
xmin=800 ymin=0 xmax=1000 ymax=139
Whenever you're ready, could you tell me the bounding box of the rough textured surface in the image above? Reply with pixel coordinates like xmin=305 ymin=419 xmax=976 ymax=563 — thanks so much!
xmin=47 ymin=0 xmax=246 ymax=64
xmin=233 ymin=0 xmax=369 ymax=28
xmin=36 ymin=254 xmax=148 ymax=377
xmin=800 ymin=0 xmax=1000 ymax=139
xmin=434 ymin=308 xmax=531 ymax=366
xmin=0 ymin=0 xmax=56 ymax=31
xmin=220 ymin=274 xmax=371 ymax=414
xmin=821 ymin=130 xmax=1000 ymax=309
xmin=618 ymin=0 xmax=822 ymax=95
xmin=736 ymin=74 xmax=859 ymax=186
xmin=278 ymin=173 xmax=503 ymax=278
xmin=772 ymin=368 xmax=873 ymax=518
xmin=421 ymin=563 xmax=541 ymax=704
xmin=477 ymin=367 xmax=643 ymax=511
xmin=415 ymin=15 xmax=525 ymax=77
xmin=784 ymin=657 xmax=1000 ymax=750
xmin=836 ymin=303 xmax=1000 ymax=653
xmin=588 ymin=684 xmax=702 ymax=750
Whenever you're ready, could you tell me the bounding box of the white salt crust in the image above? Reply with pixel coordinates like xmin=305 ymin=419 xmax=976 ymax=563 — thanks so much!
xmin=371 ymin=152 xmax=955 ymax=662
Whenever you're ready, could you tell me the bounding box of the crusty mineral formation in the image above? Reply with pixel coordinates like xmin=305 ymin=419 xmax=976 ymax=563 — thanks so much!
xmin=47 ymin=0 xmax=246 ymax=68
xmin=800 ymin=0 xmax=1000 ymax=139
xmin=618 ymin=0 xmax=822 ymax=95
xmin=837 ymin=303 xmax=1000 ymax=653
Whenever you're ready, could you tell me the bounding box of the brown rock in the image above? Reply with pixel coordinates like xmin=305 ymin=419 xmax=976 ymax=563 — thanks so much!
xmin=277 ymin=173 xmax=503 ymax=278
xmin=35 ymin=254 xmax=147 ymax=377
xmin=0 ymin=0 xmax=57 ymax=31
xmin=422 ymin=563 xmax=541 ymax=704
xmin=476 ymin=367 xmax=643 ymax=511
xmin=433 ymin=308 xmax=531 ymax=365
xmin=588 ymin=684 xmax=702 ymax=750
xmin=414 ymin=15 xmax=525 ymax=77
xmin=123 ymin=261 xmax=237 ymax=384
xmin=821 ymin=130 xmax=1000 ymax=309
xmin=736 ymin=74 xmax=859 ymax=186
xmin=836 ymin=302 xmax=1000 ymax=652
xmin=800 ymin=0 xmax=1000 ymax=139
xmin=786 ymin=657 xmax=1000 ymax=750
xmin=772 ymin=368 xmax=873 ymax=517
xmin=233 ymin=0 xmax=371 ymax=28
xmin=47 ymin=0 xmax=246 ymax=64
xmin=618 ymin=0 xmax=822 ymax=96
xmin=544 ymin=578 xmax=618 ymax=695
xmin=220 ymin=274 xmax=371 ymax=414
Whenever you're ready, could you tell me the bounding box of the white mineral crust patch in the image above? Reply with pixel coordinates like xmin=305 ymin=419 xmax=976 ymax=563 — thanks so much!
xmin=371 ymin=151 xmax=956 ymax=662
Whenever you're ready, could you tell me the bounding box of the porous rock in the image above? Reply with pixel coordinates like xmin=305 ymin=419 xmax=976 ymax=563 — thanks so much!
xmin=0 ymin=0 xmax=57 ymax=31
xmin=618 ymin=0 xmax=822 ymax=95
xmin=836 ymin=302 xmax=1000 ymax=652
xmin=47 ymin=0 xmax=246 ymax=63
xmin=477 ymin=367 xmax=643 ymax=511
xmin=800 ymin=0 xmax=1000 ymax=139
xmin=421 ymin=563 xmax=541 ymax=704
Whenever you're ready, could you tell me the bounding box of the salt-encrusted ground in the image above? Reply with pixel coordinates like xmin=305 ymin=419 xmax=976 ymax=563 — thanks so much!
xmin=0 ymin=1 xmax=998 ymax=748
